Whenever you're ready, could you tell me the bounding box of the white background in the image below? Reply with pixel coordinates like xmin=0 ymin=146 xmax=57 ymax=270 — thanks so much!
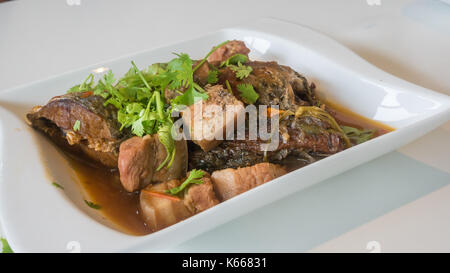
xmin=0 ymin=0 xmax=449 ymax=252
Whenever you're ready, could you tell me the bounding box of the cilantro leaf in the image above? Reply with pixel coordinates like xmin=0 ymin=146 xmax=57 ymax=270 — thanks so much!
xmin=207 ymin=70 xmax=219 ymax=84
xmin=73 ymin=120 xmax=81 ymax=132
xmin=171 ymin=85 xmax=208 ymax=107
xmin=1 ymin=238 xmax=13 ymax=253
xmin=68 ymin=74 xmax=94 ymax=93
xmin=229 ymin=62 xmax=253 ymax=80
xmin=220 ymin=54 xmax=249 ymax=67
xmin=166 ymin=53 xmax=193 ymax=90
xmin=103 ymin=70 xmax=116 ymax=86
xmin=165 ymin=169 xmax=205 ymax=195
xmin=237 ymin=83 xmax=259 ymax=104
xmin=131 ymin=116 xmax=145 ymax=136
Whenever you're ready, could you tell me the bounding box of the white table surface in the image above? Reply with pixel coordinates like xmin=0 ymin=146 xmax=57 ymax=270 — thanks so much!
xmin=0 ymin=0 xmax=449 ymax=253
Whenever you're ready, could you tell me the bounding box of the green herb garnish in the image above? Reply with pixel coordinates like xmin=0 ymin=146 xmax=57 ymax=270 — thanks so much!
xmin=84 ymin=200 xmax=101 ymax=210
xmin=68 ymin=74 xmax=94 ymax=93
xmin=225 ymin=80 xmax=233 ymax=94
xmin=73 ymin=120 xmax=81 ymax=132
xmin=220 ymin=54 xmax=249 ymax=67
xmin=193 ymin=40 xmax=230 ymax=73
xmin=52 ymin=182 xmax=64 ymax=190
xmin=171 ymin=83 xmax=209 ymax=107
xmin=165 ymin=169 xmax=205 ymax=195
xmin=237 ymin=83 xmax=259 ymax=104
xmin=1 ymin=238 xmax=13 ymax=253
xmin=219 ymin=53 xmax=252 ymax=80
xmin=207 ymin=70 xmax=219 ymax=84
xmin=341 ymin=126 xmax=376 ymax=144
xmin=228 ymin=62 xmax=253 ymax=80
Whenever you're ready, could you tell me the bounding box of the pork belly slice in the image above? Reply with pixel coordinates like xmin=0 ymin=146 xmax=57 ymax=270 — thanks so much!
xmin=140 ymin=172 xmax=219 ymax=232
xmin=211 ymin=162 xmax=287 ymax=201
xmin=207 ymin=40 xmax=251 ymax=66
xmin=182 ymin=85 xmax=245 ymax=152
xmin=27 ymin=92 xmax=129 ymax=168
xmin=118 ymin=135 xmax=188 ymax=192
xmin=140 ymin=180 xmax=192 ymax=232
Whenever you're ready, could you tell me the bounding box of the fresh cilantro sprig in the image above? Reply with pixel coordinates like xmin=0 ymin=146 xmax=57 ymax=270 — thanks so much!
xmin=169 ymin=53 xmax=210 ymax=108
xmin=220 ymin=54 xmax=248 ymax=67
xmin=219 ymin=53 xmax=252 ymax=80
xmin=165 ymin=169 xmax=205 ymax=195
xmin=207 ymin=70 xmax=219 ymax=84
xmin=237 ymin=83 xmax=259 ymax=104
xmin=68 ymin=74 xmax=94 ymax=93
xmin=229 ymin=62 xmax=253 ymax=80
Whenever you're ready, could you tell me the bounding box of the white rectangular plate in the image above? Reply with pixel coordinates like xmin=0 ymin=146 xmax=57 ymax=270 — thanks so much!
xmin=1 ymin=18 xmax=449 ymax=252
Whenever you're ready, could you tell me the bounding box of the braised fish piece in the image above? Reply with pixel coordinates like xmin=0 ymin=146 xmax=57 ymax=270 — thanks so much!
xmin=219 ymin=61 xmax=318 ymax=110
xmin=188 ymin=138 xmax=285 ymax=173
xmin=140 ymin=172 xmax=219 ymax=232
xmin=26 ymin=92 xmax=129 ymax=168
xmin=189 ymin=114 xmax=347 ymax=173
xmin=118 ymin=135 xmax=188 ymax=192
xmin=182 ymin=84 xmax=245 ymax=152
xmin=211 ymin=162 xmax=287 ymax=201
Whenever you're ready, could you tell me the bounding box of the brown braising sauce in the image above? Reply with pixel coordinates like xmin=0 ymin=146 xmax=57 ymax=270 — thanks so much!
xmin=67 ymin=101 xmax=394 ymax=236
xmin=66 ymin=157 xmax=152 ymax=235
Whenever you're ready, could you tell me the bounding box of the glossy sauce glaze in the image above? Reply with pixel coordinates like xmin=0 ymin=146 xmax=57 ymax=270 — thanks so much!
xmin=67 ymin=102 xmax=394 ymax=236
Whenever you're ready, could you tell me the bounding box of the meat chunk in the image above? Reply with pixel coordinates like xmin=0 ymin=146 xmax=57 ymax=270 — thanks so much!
xmin=27 ymin=92 xmax=129 ymax=167
xmin=182 ymin=85 xmax=245 ymax=152
xmin=211 ymin=163 xmax=287 ymax=201
xmin=207 ymin=40 xmax=251 ymax=66
xmin=118 ymin=135 xmax=188 ymax=192
xmin=183 ymin=173 xmax=220 ymax=214
xmin=118 ymin=135 xmax=156 ymax=192
xmin=140 ymin=171 xmax=219 ymax=232
xmin=219 ymin=61 xmax=318 ymax=110
xmin=140 ymin=180 xmax=192 ymax=232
